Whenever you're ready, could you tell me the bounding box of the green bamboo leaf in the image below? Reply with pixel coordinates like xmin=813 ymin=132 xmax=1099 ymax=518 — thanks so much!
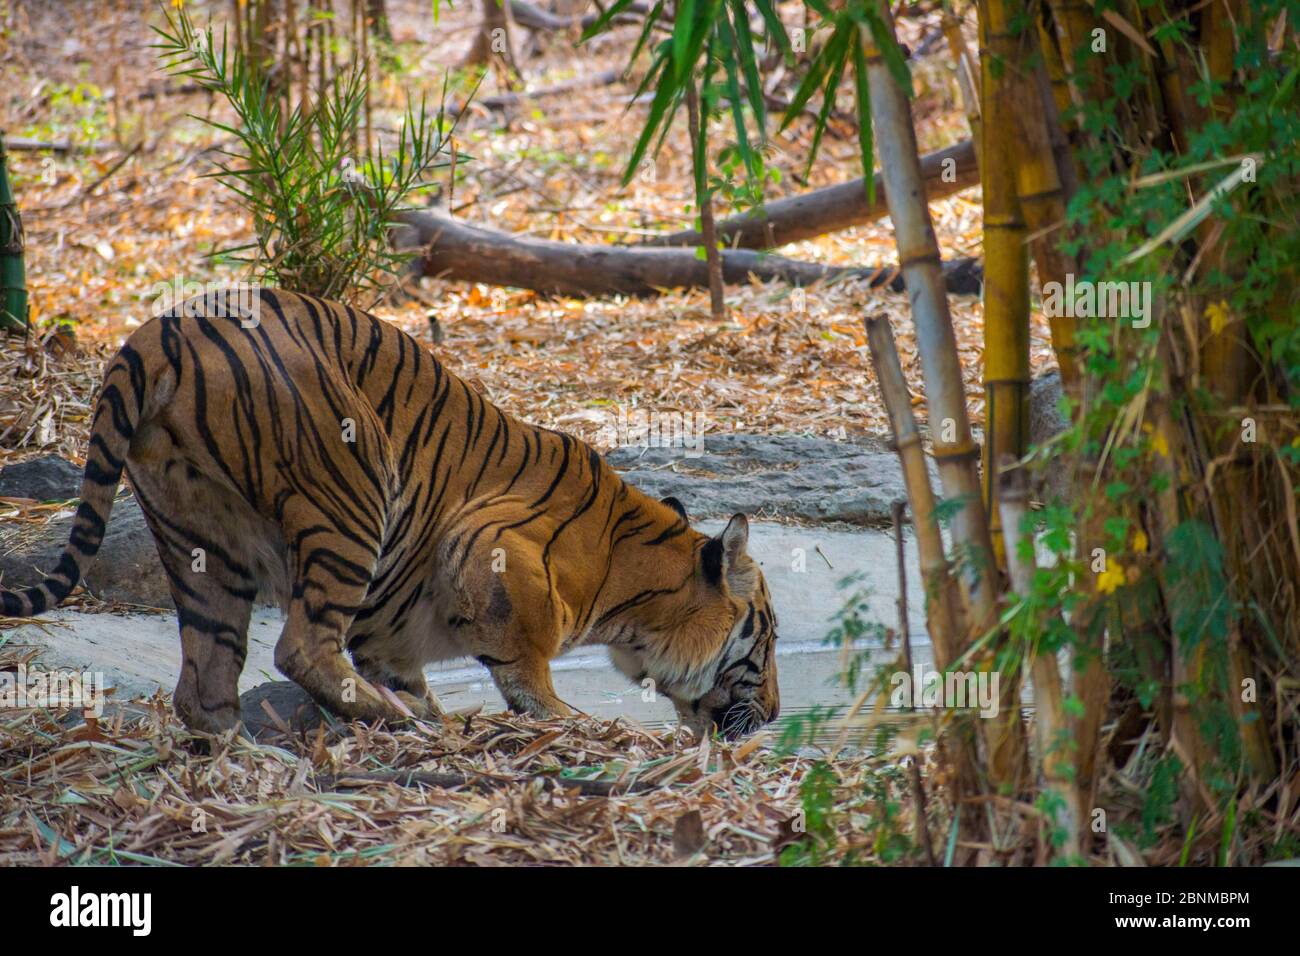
xmin=729 ymin=0 xmax=767 ymax=136
xmin=672 ymin=0 xmax=699 ymax=78
xmin=579 ymin=0 xmax=641 ymax=42
xmin=778 ymin=19 xmax=842 ymax=132
xmin=689 ymin=45 xmax=719 ymax=195
xmin=717 ymin=12 xmax=756 ymax=180
xmin=631 ymin=39 xmax=671 ymax=101
xmin=803 ymin=19 xmax=853 ymax=176
xmin=851 ymin=29 xmax=876 ymax=206
xmin=622 ymin=49 xmax=681 ymax=184
xmin=675 ymin=0 xmax=721 ymax=84
xmin=627 ymin=1 xmax=667 ymax=67
xmin=750 ymin=0 xmax=792 ymax=56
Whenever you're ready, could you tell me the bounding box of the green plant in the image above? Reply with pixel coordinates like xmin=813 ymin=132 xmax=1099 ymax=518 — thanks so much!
xmin=153 ymin=3 xmax=457 ymax=302
xmin=778 ymin=761 xmax=842 ymax=865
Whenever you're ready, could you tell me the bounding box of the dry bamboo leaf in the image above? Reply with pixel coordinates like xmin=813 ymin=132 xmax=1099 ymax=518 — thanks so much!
xmin=672 ymin=809 xmax=707 ymax=860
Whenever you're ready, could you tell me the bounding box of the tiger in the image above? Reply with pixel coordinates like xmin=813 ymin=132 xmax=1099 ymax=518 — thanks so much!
xmin=1 ymin=289 xmax=780 ymax=740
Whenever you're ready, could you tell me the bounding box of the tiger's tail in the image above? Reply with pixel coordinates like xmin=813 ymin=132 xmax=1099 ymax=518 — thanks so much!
xmin=1 ymin=343 xmax=148 ymax=617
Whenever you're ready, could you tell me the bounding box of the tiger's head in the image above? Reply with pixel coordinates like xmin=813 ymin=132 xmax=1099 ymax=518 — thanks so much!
xmin=608 ymin=499 xmax=780 ymax=740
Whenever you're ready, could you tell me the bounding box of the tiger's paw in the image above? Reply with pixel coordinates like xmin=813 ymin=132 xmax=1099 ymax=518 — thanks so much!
xmin=389 ymin=687 xmax=445 ymax=725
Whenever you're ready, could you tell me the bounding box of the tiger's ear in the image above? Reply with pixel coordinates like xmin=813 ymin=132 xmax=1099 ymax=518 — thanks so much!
xmin=661 ymin=496 xmax=689 ymax=522
xmin=721 ymin=513 xmax=749 ymax=561
xmin=702 ymin=513 xmax=749 ymax=587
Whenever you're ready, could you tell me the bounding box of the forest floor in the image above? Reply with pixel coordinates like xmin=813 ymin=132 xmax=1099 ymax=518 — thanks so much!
xmin=0 ymin=0 xmax=1058 ymax=466
xmin=0 ymin=0 xmax=1076 ymax=865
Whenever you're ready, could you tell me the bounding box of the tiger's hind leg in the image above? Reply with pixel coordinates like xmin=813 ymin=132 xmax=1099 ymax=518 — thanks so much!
xmin=129 ymin=465 xmax=259 ymax=734
xmin=171 ymin=566 xmax=254 ymax=734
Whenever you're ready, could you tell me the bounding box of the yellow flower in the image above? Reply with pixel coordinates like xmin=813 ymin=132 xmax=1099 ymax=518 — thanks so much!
xmin=1206 ymin=300 xmax=1231 ymax=336
xmin=1133 ymin=529 xmax=1148 ymax=554
xmin=1150 ymin=429 xmax=1169 ymax=458
xmin=1097 ymin=557 xmax=1126 ymax=594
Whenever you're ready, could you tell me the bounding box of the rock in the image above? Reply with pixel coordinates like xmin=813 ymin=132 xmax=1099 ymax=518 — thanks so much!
xmin=0 ymin=455 xmax=83 ymax=501
xmin=1027 ymin=370 xmax=1071 ymax=502
xmin=1029 ymin=370 xmax=1068 ymax=447
xmin=0 ymin=494 xmax=174 ymax=608
xmin=238 ymin=680 xmax=326 ymax=740
xmin=606 ymin=432 xmax=929 ymax=526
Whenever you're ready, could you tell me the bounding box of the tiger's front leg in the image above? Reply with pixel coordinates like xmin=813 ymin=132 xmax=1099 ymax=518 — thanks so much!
xmin=454 ymin=534 xmax=574 ymax=719
xmin=485 ymin=654 xmax=573 ymax=720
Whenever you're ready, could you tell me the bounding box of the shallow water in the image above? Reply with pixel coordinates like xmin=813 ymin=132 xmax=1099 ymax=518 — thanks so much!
xmin=17 ymin=520 xmax=1037 ymax=744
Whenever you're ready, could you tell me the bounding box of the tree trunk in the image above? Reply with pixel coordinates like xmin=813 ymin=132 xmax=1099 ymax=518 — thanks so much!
xmin=463 ymin=0 xmax=520 ymax=75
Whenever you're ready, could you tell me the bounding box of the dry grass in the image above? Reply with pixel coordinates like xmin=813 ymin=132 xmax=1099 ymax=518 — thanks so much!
xmin=0 ymin=637 xmax=909 ymax=867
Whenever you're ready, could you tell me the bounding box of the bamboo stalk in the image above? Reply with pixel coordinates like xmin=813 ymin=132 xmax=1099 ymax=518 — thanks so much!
xmin=865 ymin=317 xmax=968 ymax=671
xmin=861 ymin=4 xmax=998 ymax=626
xmin=866 ymin=315 xmax=981 ymax=836
xmin=303 ymin=6 xmax=312 ymax=119
xmin=978 ymin=0 xmax=1031 ymax=564
xmin=1035 ymin=3 xmax=1075 ymax=124
xmin=1070 ymin=477 xmax=1110 ymax=834
xmin=893 ymin=499 xmax=938 ymax=867
xmin=360 ymin=0 xmax=372 ymax=155
xmin=1049 ymin=0 xmax=1109 ymax=112
xmin=995 ymin=454 xmax=1081 ymax=859
xmin=319 ymin=0 xmax=331 ymax=111
xmin=1006 ymin=24 xmax=1082 ymax=399
xmin=1143 ymin=324 xmax=1220 ymax=807
xmin=0 ymin=134 xmax=30 ymax=332
xmin=864 ymin=4 xmax=1028 ymax=791
xmin=1195 ymin=0 xmax=1277 ymax=784
xmin=942 ymin=14 xmax=982 ymax=162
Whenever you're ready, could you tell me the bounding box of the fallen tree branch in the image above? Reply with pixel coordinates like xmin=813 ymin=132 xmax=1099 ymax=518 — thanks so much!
xmin=396 ymin=208 xmax=983 ymax=296
xmin=643 ymin=139 xmax=978 ymax=250
xmin=2 ymin=137 xmax=112 ymax=153
xmin=509 ymin=0 xmax=652 ymax=31
xmin=477 ymin=68 xmax=620 ymax=111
